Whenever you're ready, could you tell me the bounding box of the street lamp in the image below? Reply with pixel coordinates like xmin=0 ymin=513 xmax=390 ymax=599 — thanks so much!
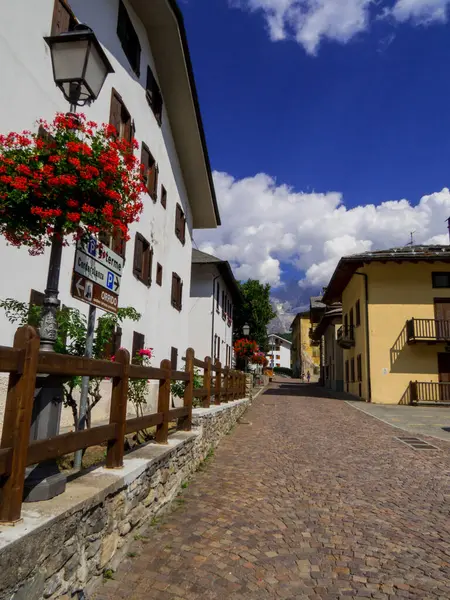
xmin=45 ymin=24 xmax=114 ymax=111
xmin=24 ymin=25 xmax=114 ymax=502
xmin=243 ymin=323 xmax=250 ymax=336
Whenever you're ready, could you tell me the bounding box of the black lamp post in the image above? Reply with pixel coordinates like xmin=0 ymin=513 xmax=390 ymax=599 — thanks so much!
xmin=242 ymin=323 xmax=250 ymax=372
xmin=23 ymin=25 xmax=114 ymax=502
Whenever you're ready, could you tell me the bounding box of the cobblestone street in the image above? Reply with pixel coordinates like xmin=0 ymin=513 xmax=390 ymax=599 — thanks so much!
xmin=93 ymin=381 xmax=450 ymax=600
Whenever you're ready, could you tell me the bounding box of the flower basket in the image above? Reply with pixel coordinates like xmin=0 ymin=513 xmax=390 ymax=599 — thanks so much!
xmin=0 ymin=113 xmax=146 ymax=254
xmin=234 ymin=338 xmax=258 ymax=358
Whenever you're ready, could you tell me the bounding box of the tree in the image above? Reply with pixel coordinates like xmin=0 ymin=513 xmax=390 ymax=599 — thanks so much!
xmin=234 ymin=279 xmax=276 ymax=351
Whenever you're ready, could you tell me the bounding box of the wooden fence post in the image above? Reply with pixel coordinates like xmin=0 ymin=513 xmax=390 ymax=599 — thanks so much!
xmin=223 ymin=367 xmax=229 ymax=402
xmin=0 ymin=326 xmax=40 ymax=524
xmin=204 ymin=357 xmax=212 ymax=408
xmin=156 ymin=359 xmax=171 ymax=443
xmin=215 ymin=360 xmax=221 ymax=404
xmin=106 ymin=348 xmax=130 ymax=469
xmin=182 ymin=348 xmax=194 ymax=431
xmin=233 ymin=371 xmax=238 ymax=400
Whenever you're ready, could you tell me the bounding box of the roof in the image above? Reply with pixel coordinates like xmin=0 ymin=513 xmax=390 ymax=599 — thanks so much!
xmin=192 ymin=249 xmax=242 ymax=303
xmin=311 ymin=304 xmax=342 ymax=340
xmin=323 ymin=245 xmax=450 ymax=304
xmin=310 ymin=296 xmax=326 ymax=310
xmin=268 ymin=333 xmax=292 ymax=346
xmin=129 ymin=0 xmax=220 ymax=229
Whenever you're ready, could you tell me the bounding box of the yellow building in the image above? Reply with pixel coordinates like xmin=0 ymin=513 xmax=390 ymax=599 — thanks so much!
xmin=291 ymin=309 xmax=320 ymax=378
xmin=322 ymin=245 xmax=450 ymax=404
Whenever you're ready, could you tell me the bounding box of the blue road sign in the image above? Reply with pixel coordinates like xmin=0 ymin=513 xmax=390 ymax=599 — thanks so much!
xmin=106 ymin=271 xmax=115 ymax=290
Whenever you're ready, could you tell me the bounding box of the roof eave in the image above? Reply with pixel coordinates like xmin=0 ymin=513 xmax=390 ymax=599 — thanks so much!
xmin=129 ymin=0 xmax=220 ymax=229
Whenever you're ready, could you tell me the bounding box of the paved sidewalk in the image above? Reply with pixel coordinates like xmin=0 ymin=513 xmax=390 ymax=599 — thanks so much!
xmin=93 ymin=381 xmax=450 ymax=600
xmin=347 ymin=401 xmax=450 ymax=441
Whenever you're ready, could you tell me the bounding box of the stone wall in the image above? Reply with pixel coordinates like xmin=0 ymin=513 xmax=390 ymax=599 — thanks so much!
xmin=0 ymin=398 xmax=250 ymax=600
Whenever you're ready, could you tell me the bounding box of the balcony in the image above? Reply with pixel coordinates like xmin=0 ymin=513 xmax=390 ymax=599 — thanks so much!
xmin=410 ymin=381 xmax=450 ymax=404
xmin=406 ymin=319 xmax=450 ymax=344
xmin=337 ymin=325 xmax=355 ymax=349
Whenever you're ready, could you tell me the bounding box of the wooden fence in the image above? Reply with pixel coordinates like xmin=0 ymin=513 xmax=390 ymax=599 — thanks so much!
xmin=0 ymin=326 xmax=247 ymax=524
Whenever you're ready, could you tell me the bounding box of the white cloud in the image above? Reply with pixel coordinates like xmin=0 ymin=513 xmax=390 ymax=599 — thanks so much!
xmin=195 ymin=172 xmax=450 ymax=290
xmin=230 ymin=0 xmax=450 ymax=53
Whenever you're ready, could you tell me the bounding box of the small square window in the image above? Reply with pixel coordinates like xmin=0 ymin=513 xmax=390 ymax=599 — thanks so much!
xmin=156 ymin=263 xmax=163 ymax=286
xmin=133 ymin=233 xmax=153 ymax=286
xmin=432 ymin=272 xmax=450 ymax=288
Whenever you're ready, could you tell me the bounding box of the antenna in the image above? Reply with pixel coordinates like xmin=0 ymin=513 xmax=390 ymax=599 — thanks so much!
xmin=407 ymin=231 xmax=415 ymax=246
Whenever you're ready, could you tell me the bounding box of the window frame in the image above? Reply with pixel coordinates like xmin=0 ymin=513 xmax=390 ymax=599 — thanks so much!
xmin=132 ymin=331 xmax=145 ymax=364
xmin=357 ymin=354 xmax=362 ymax=382
xmin=109 ymin=88 xmax=133 ymax=144
xmin=175 ymin=203 xmax=186 ymax=245
xmin=350 ymin=358 xmax=355 ymax=383
xmin=171 ymin=272 xmax=183 ymax=311
xmin=146 ymin=65 xmax=163 ymax=125
xmin=216 ymin=282 xmax=220 ymax=313
xmin=141 ymin=143 xmax=158 ymax=201
xmin=355 ymin=300 xmax=361 ymax=327
xmin=156 ymin=262 xmax=163 ymax=286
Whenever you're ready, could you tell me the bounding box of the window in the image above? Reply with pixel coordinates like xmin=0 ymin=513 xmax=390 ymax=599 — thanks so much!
xmin=133 ymin=233 xmax=153 ymax=286
xmin=357 ymin=354 xmax=362 ymax=382
xmin=344 ymin=314 xmax=348 ymax=334
xmin=132 ymin=331 xmax=144 ymax=364
xmin=216 ymin=282 xmax=220 ymax=312
xmin=432 ymin=272 xmax=450 ymax=288
xmin=214 ymin=334 xmax=218 ymax=360
xmin=51 ymin=0 xmax=76 ymax=35
xmin=175 ymin=204 xmax=186 ymax=245
xmin=171 ymin=272 xmax=183 ymax=311
xmin=109 ymin=88 xmax=133 ymax=143
xmin=99 ymin=228 xmax=126 ymax=259
xmin=222 ymin=290 xmax=226 ymax=318
xmin=351 ymin=358 xmax=355 ymax=383
xmin=103 ymin=326 xmax=122 ymax=359
xmin=161 ymin=185 xmax=167 ymax=209
xmin=141 ymin=144 xmax=158 ymax=201
xmin=345 ymin=360 xmax=349 ymax=383
xmin=276 ymin=355 xmax=281 ymax=360
xmin=217 ymin=337 xmax=221 ymax=361
xmin=171 ymin=347 xmax=178 ymax=371
xmin=349 ymin=308 xmax=354 ymax=330
xmin=146 ymin=66 xmax=163 ymax=125
xmin=117 ymin=0 xmax=141 ymax=76
xmin=355 ymin=300 xmax=361 ymax=327
xmin=156 ymin=263 xmax=163 ymax=286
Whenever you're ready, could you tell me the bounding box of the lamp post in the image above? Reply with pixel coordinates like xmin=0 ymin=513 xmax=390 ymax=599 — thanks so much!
xmin=243 ymin=323 xmax=250 ymax=372
xmin=23 ymin=25 xmax=114 ymax=502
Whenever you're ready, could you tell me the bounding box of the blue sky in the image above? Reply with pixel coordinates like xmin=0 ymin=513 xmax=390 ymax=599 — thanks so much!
xmin=183 ymin=0 xmax=450 ymax=306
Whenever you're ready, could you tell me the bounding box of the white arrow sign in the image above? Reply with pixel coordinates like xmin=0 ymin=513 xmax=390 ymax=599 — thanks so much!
xmin=75 ymin=278 xmax=84 ymax=297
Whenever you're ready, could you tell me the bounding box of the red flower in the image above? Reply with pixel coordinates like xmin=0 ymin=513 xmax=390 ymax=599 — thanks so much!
xmin=16 ymin=164 xmax=32 ymax=175
xmin=67 ymin=212 xmax=81 ymax=223
xmin=82 ymin=203 xmax=95 ymax=214
xmin=48 ymin=155 xmax=61 ymax=164
xmin=67 ymin=199 xmax=79 ymax=208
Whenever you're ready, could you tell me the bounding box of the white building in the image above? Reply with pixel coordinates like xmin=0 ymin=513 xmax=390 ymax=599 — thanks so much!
xmin=267 ymin=334 xmax=292 ymax=370
xmin=0 ymin=0 xmax=220 ymax=422
xmin=189 ymin=249 xmax=242 ymax=367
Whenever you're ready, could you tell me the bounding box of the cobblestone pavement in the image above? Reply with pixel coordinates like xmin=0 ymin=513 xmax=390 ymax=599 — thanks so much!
xmin=93 ymin=381 xmax=450 ymax=600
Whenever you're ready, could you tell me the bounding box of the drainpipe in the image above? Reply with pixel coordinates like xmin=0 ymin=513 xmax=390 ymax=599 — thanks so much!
xmin=211 ymin=274 xmax=220 ymax=359
xmin=354 ymin=272 xmax=372 ymax=402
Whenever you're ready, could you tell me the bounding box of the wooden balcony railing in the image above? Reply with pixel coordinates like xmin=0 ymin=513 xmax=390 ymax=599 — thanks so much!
xmin=337 ymin=325 xmax=355 ymax=349
xmin=410 ymin=381 xmax=450 ymax=404
xmin=406 ymin=318 xmax=450 ymax=343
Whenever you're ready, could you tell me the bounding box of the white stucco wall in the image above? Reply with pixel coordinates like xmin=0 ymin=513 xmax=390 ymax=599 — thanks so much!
xmin=0 ymin=0 xmax=201 ymax=425
xmin=189 ymin=264 xmax=235 ymax=366
xmin=267 ymin=335 xmax=292 ymax=370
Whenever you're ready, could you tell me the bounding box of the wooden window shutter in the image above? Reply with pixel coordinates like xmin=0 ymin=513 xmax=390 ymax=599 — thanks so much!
xmin=29 ymin=289 xmax=45 ymax=307
xmin=161 ymin=186 xmax=167 ymax=209
xmin=132 ymin=331 xmax=145 ymax=363
xmin=123 ymin=113 xmax=132 ymax=144
xmin=112 ymin=229 xmax=126 ymax=258
xmin=51 ymin=0 xmax=73 ymax=35
xmin=181 ymin=212 xmax=186 ymax=244
xmin=171 ymin=273 xmax=178 ymax=307
xmin=178 ymin=280 xmax=183 ymax=311
xmin=156 ymin=263 xmax=163 ymax=286
xmin=170 ymin=347 xmax=178 ymax=371
xmin=109 ymin=90 xmax=122 ymax=136
xmin=114 ymin=326 xmax=122 ymax=354
xmin=133 ymin=233 xmax=144 ymax=277
xmin=148 ymin=164 xmax=159 ymax=201
xmin=147 ymin=247 xmax=153 ymax=286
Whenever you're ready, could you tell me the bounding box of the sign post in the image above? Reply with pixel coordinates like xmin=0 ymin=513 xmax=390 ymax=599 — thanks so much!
xmin=71 ymin=238 xmax=124 ymax=469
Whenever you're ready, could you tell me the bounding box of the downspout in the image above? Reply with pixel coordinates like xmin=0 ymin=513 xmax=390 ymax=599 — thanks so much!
xmin=354 ymin=272 xmax=372 ymax=403
xmin=211 ymin=274 xmax=220 ymax=359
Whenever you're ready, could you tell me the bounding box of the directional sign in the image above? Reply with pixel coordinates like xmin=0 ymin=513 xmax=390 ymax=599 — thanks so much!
xmin=74 ymin=249 xmax=121 ymax=294
xmin=71 ymin=274 xmax=119 ymax=314
xmin=78 ymin=237 xmax=124 ymax=277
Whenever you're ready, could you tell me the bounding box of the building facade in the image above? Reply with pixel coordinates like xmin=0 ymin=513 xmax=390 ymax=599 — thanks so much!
xmin=189 ymin=250 xmax=241 ymax=367
xmin=267 ymin=334 xmax=292 ymax=370
xmin=310 ymin=304 xmax=343 ymax=392
xmin=323 ymin=245 xmax=450 ymax=404
xmin=291 ymin=310 xmax=320 ymax=378
xmin=0 ymin=0 xmax=219 ymax=365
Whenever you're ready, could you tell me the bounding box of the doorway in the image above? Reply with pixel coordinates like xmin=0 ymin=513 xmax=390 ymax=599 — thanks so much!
xmin=438 ymin=353 xmax=450 ymax=401
xmin=434 ymin=299 xmax=450 ymax=340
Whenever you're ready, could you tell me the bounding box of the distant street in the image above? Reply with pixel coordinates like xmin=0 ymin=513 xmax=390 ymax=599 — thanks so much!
xmin=94 ymin=380 xmax=450 ymax=600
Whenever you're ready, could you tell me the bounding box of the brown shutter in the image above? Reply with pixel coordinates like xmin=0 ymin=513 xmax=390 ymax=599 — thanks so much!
xmin=29 ymin=289 xmax=45 ymax=307
xmin=161 ymin=186 xmax=167 ymax=209
xmin=181 ymin=212 xmax=186 ymax=244
xmin=179 ymin=280 xmax=183 ymax=311
xmin=112 ymin=229 xmax=126 ymax=258
xmin=133 ymin=233 xmax=143 ymax=277
xmin=141 ymin=145 xmax=150 ymax=172
xmin=171 ymin=273 xmax=177 ymax=307
xmin=147 ymin=247 xmax=153 ymax=286
xmin=147 ymin=164 xmax=158 ymax=201
xmin=170 ymin=347 xmax=178 ymax=371
xmin=123 ymin=114 xmax=132 ymax=144
xmin=132 ymin=331 xmax=145 ymax=363
xmin=51 ymin=0 xmax=71 ymax=35
xmin=109 ymin=90 xmax=122 ymax=136
xmin=156 ymin=263 xmax=163 ymax=286
xmin=114 ymin=327 xmax=122 ymax=354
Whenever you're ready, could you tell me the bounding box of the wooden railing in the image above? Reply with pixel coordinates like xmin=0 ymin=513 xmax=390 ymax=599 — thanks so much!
xmin=0 ymin=326 xmax=247 ymax=524
xmin=410 ymin=380 xmax=450 ymax=404
xmin=406 ymin=318 xmax=450 ymax=343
